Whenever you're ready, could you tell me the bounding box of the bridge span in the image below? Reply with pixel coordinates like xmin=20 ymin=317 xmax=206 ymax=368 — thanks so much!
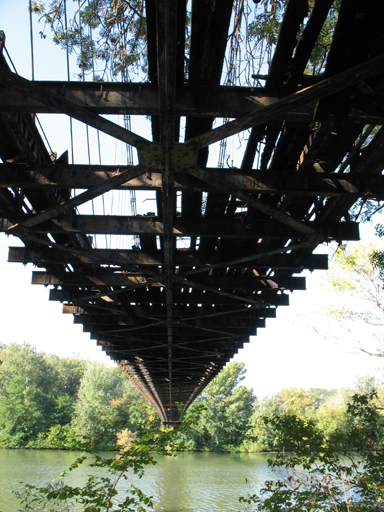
xmin=1 ymin=1 xmax=384 ymax=422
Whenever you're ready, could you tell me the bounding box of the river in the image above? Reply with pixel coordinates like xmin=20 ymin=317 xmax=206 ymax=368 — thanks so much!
xmin=0 ymin=450 xmax=275 ymax=511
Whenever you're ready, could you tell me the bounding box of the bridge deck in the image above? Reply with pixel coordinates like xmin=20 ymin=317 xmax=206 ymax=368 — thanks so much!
xmin=1 ymin=1 xmax=384 ymax=422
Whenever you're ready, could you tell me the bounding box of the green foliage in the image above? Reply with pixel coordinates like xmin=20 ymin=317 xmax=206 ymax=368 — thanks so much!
xmin=245 ymin=388 xmax=348 ymax=453
xmin=315 ymin=390 xmax=350 ymax=442
xmin=32 ymin=0 xmax=344 ymax=86
xmin=1 ymin=342 xmax=380 ymax=459
xmin=245 ymin=393 xmax=286 ymax=452
xmin=327 ymin=243 xmax=381 ymax=294
xmin=248 ymin=0 xmax=342 ymax=77
xmin=72 ymin=363 xmax=159 ymax=448
xmin=32 ymin=0 xmax=147 ymax=80
xmin=178 ymin=362 xmax=255 ymax=451
xmin=372 ymin=224 xmax=384 ymax=286
xmin=305 ymin=0 xmax=342 ymax=76
xmin=0 ymin=343 xmax=66 ymax=447
xmin=240 ymin=392 xmax=384 ymax=511
xmin=39 ymin=424 xmax=79 ymax=450
xmin=0 ymin=343 xmax=159 ymax=449
xmin=249 ymin=1 xmax=285 ymax=49
xmin=46 ymin=354 xmax=88 ymax=401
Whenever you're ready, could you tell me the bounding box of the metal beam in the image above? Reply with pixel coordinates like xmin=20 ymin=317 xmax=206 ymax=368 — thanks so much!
xmin=31 ymin=270 xmax=305 ymax=290
xmin=6 ymin=166 xmax=144 ymax=231
xmin=177 ymin=239 xmax=320 ymax=279
xmin=0 ymin=82 xmax=291 ymax=116
xmin=2 ymin=164 xmax=384 ymax=199
xmin=75 ymin=314 xmax=266 ymax=330
xmin=0 ymin=67 xmax=150 ymax=151
xmin=1 ymin=81 xmax=381 ymax=123
xmin=185 ymin=52 xmax=384 ymax=149
xmin=2 ymin=216 xmax=359 ymax=240
xmin=186 ymin=167 xmax=317 ymax=235
xmin=50 ymin=286 xmax=290 ymax=307
xmin=156 ymin=0 xmax=179 ymax=421
xmin=32 ymin=271 xmax=158 ymax=287
xmin=8 ymin=246 xmax=329 ymax=270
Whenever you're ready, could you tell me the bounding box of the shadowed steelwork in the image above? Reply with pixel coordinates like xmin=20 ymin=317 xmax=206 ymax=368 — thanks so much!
xmin=1 ymin=0 xmax=384 ymax=422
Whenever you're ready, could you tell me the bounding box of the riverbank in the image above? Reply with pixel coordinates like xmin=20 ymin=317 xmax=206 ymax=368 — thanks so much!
xmin=0 ymin=444 xmax=276 ymax=454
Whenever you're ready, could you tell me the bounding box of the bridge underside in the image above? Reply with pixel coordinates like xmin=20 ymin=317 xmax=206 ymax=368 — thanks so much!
xmin=1 ymin=0 xmax=384 ymax=422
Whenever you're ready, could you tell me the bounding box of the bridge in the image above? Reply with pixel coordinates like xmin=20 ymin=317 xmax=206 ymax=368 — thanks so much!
xmin=1 ymin=0 xmax=384 ymax=423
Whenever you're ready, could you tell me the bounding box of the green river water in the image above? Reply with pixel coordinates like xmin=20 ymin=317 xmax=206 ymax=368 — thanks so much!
xmin=0 ymin=450 xmax=274 ymax=511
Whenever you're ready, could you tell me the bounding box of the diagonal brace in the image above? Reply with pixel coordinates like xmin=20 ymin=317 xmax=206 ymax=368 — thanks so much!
xmin=185 ymin=53 xmax=384 ymax=149
xmin=187 ymin=166 xmax=316 ymax=235
xmin=7 ymin=166 xmax=144 ymax=231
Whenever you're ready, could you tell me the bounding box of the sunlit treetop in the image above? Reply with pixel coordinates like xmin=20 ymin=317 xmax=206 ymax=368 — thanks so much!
xmin=31 ymin=0 xmax=342 ymax=83
xmin=32 ymin=0 xmax=147 ymax=80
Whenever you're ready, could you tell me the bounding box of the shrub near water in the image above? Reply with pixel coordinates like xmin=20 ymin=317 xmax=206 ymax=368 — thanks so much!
xmin=240 ymin=392 xmax=384 ymax=511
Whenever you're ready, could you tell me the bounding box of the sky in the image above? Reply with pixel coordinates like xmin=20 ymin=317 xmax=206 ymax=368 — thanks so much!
xmin=0 ymin=1 xmax=382 ymax=399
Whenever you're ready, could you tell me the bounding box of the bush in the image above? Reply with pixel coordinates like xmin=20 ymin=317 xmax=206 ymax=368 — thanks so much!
xmin=240 ymin=392 xmax=384 ymax=511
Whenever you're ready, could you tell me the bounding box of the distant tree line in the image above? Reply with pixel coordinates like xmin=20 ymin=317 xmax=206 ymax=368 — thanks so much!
xmin=0 ymin=342 xmax=381 ymax=452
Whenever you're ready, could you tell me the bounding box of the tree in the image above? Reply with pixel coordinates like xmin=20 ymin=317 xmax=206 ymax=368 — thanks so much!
xmin=279 ymin=388 xmax=329 ymax=418
xmin=43 ymin=353 xmax=88 ymax=428
xmin=32 ymin=0 xmax=147 ymax=81
xmin=321 ymin=241 xmax=384 ymax=357
xmin=0 ymin=343 xmax=61 ymax=447
xmin=180 ymin=361 xmax=255 ymax=451
xmin=72 ymin=362 xmax=159 ymax=447
xmin=0 ymin=344 xmax=160 ymax=448
xmin=46 ymin=353 xmax=88 ymax=401
xmin=31 ymin=0 xmax=344 ymax=86
xmin=240 ymin=391 xmax=384 ymax=511
xmin=246 ymin=392 xmax=286 ymax=452
xmin=315 ymin=389 xmax=350 ymax=442
xmin=248 ymin=0 xmax=342 ymax=77
xmin=246 ymin=388 xmax=339 ymax=452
